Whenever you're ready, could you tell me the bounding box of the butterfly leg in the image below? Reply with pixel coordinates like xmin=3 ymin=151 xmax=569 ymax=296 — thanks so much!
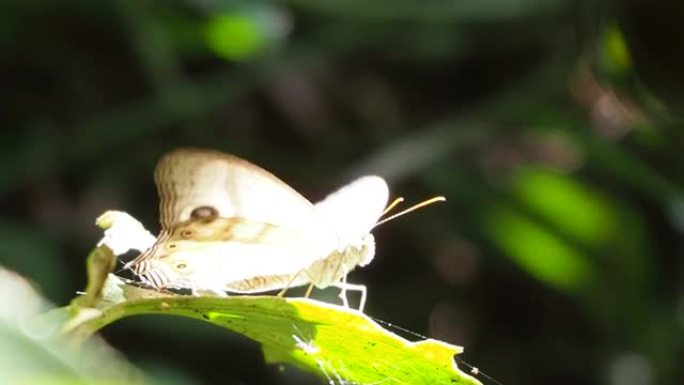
xmin=340 ymin=287 xmax=349 ymax=308
xmin=332 ymin=281 xmax=367 ymax=312
xmin=277 ymin=269 xmax=305 ymax=297
xmin=304 ymin=283 xmax=315 ymax=298
xmin=338 ymin=271 xmax=350 ymax=308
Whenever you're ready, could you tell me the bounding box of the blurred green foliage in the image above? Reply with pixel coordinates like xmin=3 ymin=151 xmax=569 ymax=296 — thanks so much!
xmin=484 ymin=200 xmax=597 ymax=293
xmin=0 ymin=268 xmax=147 ymax=385
xmin=1 ymin=0 xmax=682 ymax=384
xmin=205 ymin=14 xmax=266 ymax=60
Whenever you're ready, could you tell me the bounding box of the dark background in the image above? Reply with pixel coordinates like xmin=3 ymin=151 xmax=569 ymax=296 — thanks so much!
xmin=2 ymin=0 xmax=683 ymax=384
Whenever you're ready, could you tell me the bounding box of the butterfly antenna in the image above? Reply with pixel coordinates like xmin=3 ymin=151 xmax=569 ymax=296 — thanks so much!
xmin=375 ymin=196 xmax=446 ymax=227
xmin=382 ymin=197 xmax=405 ymax=216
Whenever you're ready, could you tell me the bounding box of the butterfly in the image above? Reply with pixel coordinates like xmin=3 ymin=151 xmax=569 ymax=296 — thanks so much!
xmin=126 ymin=148 xmax=443 ymax=310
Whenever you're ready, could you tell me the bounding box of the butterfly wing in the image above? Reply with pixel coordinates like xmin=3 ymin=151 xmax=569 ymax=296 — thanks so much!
xmin=156 ymin=148 xmax=329 ymax=235
xmin=314 ymin=175 xmax=389 ymax=246
xmin=139 ymin=234 xmax=321 ymax=291
xmin=130 ymin=148 xmax=338 ymax=276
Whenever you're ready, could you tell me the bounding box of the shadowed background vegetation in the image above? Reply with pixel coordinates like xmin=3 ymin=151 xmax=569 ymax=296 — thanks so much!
xmin=2 ymin=0 xmax=683 ymax=384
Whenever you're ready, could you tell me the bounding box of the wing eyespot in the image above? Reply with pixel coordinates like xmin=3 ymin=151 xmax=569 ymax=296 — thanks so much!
xmin=180 ymin=229 xmax=194 ymax=238
xmin=167 ymin=243 xmax=177 ymax=250
xmin=191 ymin=206 xmax=218 ymax=220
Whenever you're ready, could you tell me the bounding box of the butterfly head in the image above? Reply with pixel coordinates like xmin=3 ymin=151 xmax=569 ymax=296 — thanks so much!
xmin=335 ymin=195 xmax=445 ymax=270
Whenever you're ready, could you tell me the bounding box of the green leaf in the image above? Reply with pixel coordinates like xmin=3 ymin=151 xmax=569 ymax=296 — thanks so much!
xmin=59 ymin=245 xmax=481 ymax=384
xmin=56 ymin=242 xmax=480 ymax=384
xmin=70 ymin=281 xmax=481 ymax=384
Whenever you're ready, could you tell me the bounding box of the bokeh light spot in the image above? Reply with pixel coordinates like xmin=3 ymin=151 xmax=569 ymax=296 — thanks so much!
xmin=512 ymin=167 xmax=618 ymax=247
xmin=204 ymin=14 xmax=264 ymax=60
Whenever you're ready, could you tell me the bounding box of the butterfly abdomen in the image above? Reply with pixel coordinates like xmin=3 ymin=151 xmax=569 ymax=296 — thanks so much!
xmin=226 ymin=274 xmax=298 ymax=293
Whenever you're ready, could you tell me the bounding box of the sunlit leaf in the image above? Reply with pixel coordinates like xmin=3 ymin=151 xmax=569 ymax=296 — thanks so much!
xmin=69 ymin=281 xmax=481 ymax=385
xmin=55 ymin=245 xmax=482 ymax=384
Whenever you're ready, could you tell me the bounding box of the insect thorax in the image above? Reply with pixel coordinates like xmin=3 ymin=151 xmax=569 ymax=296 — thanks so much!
xmin=304 ymin=234 xmax=376 ymax=287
